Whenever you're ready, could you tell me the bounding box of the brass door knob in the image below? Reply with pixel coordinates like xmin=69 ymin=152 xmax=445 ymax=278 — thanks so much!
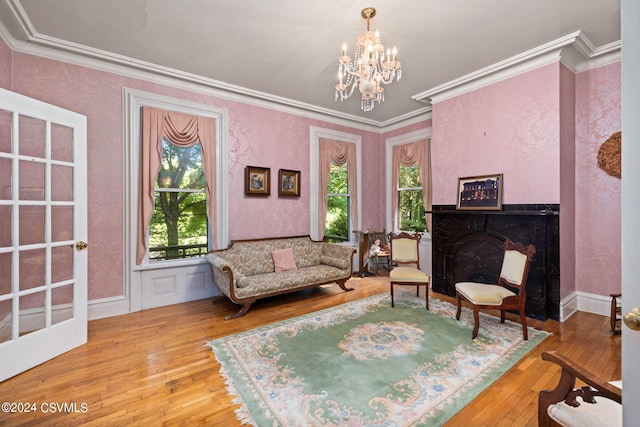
xmin=623 ymin=307 xmax=640 ymax=331
xmin=75 ymin=241 xmax=88 ymax=250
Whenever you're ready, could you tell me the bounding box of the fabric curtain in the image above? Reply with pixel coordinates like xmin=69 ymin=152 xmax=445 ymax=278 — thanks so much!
xmin=318 ymin=138 xmax=358 ymax=240
xmin=137 ymin=106 xmax=217 ymax=264
xmin=391 ymin=139 xmax=432 ymax=232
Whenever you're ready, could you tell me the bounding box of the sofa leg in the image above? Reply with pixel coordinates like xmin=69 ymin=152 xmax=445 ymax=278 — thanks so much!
xmin=337 ymin=279 xmax=354 ymax=292
xmin=224 ymin=301 xmax=254 ymax=320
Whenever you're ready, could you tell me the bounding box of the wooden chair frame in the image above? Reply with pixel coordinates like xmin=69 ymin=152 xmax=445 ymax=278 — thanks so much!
xmin=538 ymin=350 xmax=622 ymax=427
xmin=387 ymin=231 xmax=429 ymax=309
xmin=455 ymin=240 xmax=536 ymax=340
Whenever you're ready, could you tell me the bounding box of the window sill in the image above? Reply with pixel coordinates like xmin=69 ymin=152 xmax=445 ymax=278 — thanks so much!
xmin=133 ymin=257 xmax=208 ymax=271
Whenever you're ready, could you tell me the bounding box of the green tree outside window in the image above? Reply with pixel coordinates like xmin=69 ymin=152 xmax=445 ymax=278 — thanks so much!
xmin=149 ymin=140 xmax=208 ymax=261
xmin=325 ymin=164 xmax=349 ymax=242
xmin=398 ymin=165 xmax=426 ymax=232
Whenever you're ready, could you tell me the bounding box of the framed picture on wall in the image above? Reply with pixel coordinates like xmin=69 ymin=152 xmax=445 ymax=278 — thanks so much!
xmin=456 ymin=173 xmax=503 ymax=210
xmin=278 ymin=169 xmax=300 ymax=197
xmin=245 ymin=166 xmax=270 ymax=196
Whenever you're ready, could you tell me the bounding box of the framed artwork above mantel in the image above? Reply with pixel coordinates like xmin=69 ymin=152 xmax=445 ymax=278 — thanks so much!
xmin=456 ymin=173 xmax=503 ymax=211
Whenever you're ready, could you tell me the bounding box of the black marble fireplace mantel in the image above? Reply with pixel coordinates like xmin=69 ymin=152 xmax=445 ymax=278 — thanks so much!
xmin=429 ymin=204 xmax=560 ymax=320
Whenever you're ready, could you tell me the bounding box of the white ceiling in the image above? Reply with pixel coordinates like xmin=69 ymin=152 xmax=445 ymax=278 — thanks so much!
xmin=0 ymin=0 xmax=621 ymax=126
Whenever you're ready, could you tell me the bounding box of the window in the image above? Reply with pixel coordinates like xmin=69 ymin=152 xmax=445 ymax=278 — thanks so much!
xmin=384 ymin=129 xmax=432 ymax=235
xmin=309 ymin=127 xmax=361 ymax=243
xmin=398 ymin=164 xmax=426 ymax=232
xmin=148 ymin=140 xmax=208 ymax=261
xmin=325 ymin=163 xmax=349 ymax=242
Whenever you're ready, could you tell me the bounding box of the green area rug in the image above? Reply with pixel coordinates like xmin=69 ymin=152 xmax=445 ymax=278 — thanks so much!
xmin=208 ymin=289 xmax=548 ymax=426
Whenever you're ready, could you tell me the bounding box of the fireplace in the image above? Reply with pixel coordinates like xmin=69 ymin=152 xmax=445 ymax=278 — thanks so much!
xmin=430 ymin=204 xmax=560 ymax=320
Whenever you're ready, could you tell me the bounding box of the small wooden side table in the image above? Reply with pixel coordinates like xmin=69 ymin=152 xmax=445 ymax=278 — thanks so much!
xmin=610 ymin=293 xmax=622 ymax=335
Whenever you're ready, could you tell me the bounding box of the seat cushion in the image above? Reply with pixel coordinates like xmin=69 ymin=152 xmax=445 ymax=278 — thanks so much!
xmin=547 ymin=393 xmax=621 ymax=427
xmin=390 ymin=266 xmax=430 ymax=283
xmin=455 ymin=282 xmax=515 ymax=305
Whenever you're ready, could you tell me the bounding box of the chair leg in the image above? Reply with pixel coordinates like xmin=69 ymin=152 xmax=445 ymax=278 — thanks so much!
xmin=425 ymin=286 xmax=429 ymax=310
xmin=500 ymin=310 xmax=506 ymax=323
xmin=456 ymin=294 xmax=462 ymax=320
xmin=520 ymin=311 xmax=528 ymax=340
xmin=472 ymin=307 xmax=480 ymax=339
xmin=390 ymin=283 xmax=395 ymax=307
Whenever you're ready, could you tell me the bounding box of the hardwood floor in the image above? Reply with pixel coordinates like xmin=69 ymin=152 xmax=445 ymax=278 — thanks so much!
xmin=0 ymin=275 xmax=620 ymax=426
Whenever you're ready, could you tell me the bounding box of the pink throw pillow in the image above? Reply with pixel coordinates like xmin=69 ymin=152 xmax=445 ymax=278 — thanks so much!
xmin=272 ymin=248 xmax=298 ymax=273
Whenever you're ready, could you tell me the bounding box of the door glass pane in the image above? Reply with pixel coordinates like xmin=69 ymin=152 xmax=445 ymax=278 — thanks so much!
xmin=19 ymin=291 xmax=45 ymax=336
xmin=19 ymin=115 xmax=45 ymax=159
xmin=0 ymin=299 xmax=11 ymax=344
xmin=19 ymin=205 xmax=45 ymax=245
xmin=0 ymin=205 xmax=11 ymax=246
xmin=0 ymin=158 xmax=10 ymax=200
xmin=19 ymin=160 xmax=45 ymax=201
xmin=51 ymin=246 xmax=73 ymax=283
xmin=19 ymin=249 xmax=45 ymax=291
xmin=0 ymin=109 xmax=11 ymax=153
xmin=52 ymin=206 xmax=73 ymax=242
xmin=51 ymin=123 xmax=73 ymax=163
xmin=0 ymin=253 xmax=11 ymax=295
xmin=51 ymin=164 xmax=73 ymax=201
xmin=52 ymin=285 xmax=73 ymax=325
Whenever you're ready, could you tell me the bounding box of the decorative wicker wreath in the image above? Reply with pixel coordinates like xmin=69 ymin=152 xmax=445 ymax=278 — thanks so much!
xmin=597 ymin=131 xmax=621 ymax=178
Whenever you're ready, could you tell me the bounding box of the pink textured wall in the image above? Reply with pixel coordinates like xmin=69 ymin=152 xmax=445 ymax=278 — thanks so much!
xmin=559 ymin=64 xmax=577 ymax=298
xmin=575 ymin=62 xmax=621 ymax=295
xmin=3 ymin=35 xmax=621 ymax=303
xmin=431 ymin=64 xmax=561 ymax=205
xmin=6 ymin=45 xmax=383 ymax=301
xmin=0 ymin=39 xmax=10 ymax=89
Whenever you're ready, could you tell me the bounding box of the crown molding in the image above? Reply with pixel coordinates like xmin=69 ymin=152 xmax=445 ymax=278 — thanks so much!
xmin=0 ymin=3 xmax=430 ymax=133
xmin=412 ymin=31 xmax=621 ymax=105
xmin=0 ymin=3 xmax=619 ymax=132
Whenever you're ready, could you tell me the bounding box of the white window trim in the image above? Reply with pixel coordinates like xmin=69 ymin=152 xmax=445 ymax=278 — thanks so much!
xmin=309 ymin=126 xmax=361 ymax=243
xmin=385 ymin=128 xmax=432 ymax=234
xmin=123 ymin=88 xmax=228 ymax=309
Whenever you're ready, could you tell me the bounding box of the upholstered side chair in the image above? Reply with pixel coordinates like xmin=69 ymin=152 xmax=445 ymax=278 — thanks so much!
xmin=455 ymin=240 xmax=536 ymax=340
xmin=387 ymin=231 xmax=430 ymax=309
xmin=538 ymin=350 xmax=621 ymax=427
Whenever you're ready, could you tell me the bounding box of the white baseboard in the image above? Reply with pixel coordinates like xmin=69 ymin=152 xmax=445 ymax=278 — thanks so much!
xmin=561 ymin=291 xmax=613 ymax=321
xmin=88 ymin=296 xmax=131 ymax=321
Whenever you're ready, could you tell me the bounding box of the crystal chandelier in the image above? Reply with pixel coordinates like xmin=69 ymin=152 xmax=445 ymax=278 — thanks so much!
xmin=335 ymin=7 xmax=402 ymax=112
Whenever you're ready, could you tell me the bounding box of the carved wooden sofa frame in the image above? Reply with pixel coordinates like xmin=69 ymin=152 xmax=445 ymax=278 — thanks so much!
xmin=205 ymin=235 xmax=355 ymax=319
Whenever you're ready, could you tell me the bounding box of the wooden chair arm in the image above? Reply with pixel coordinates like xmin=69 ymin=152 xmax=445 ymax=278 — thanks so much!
xmin=539 ymin=351 xmax=621 ymax=427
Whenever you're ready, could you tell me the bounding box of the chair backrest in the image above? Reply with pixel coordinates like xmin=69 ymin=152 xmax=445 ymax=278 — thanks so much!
xmin=387 ymin=232 xmax=421 ymax=266
xmin=498 ymin=240 xmax=536 ymax=293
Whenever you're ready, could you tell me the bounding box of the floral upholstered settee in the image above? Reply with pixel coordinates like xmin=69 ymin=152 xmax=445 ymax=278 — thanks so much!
xmin=205 ymin=236 xmax=355 ymax=319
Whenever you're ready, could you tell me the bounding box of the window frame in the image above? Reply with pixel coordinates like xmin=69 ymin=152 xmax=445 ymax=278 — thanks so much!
xmin=309 ymin=126 xmax=361 ymax=244
xmin=325 ymin=163 xmax=351 ymax=242
xmin=149 ymin=140 xmax=209 ymax=262
xmin=385 ymin=128 xmax=432 ymax=235
xmin=397 ymin=164 xmax=426 ymax=232
xmin=125 ymin=88 xmax=228 ymax=270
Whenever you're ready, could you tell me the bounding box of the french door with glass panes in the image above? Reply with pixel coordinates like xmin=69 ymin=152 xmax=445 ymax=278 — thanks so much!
xmin=0 ymin=89 xmax=88 ymax=382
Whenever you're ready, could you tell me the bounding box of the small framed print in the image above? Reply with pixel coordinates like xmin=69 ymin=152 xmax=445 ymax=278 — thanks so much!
xmin=278 ymin=169 xmax=300 ymax=197
xmin=456 ymin=173 xmax=503 ymax=210
xmin=245 ymin=166 xmax=270 ymax=196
